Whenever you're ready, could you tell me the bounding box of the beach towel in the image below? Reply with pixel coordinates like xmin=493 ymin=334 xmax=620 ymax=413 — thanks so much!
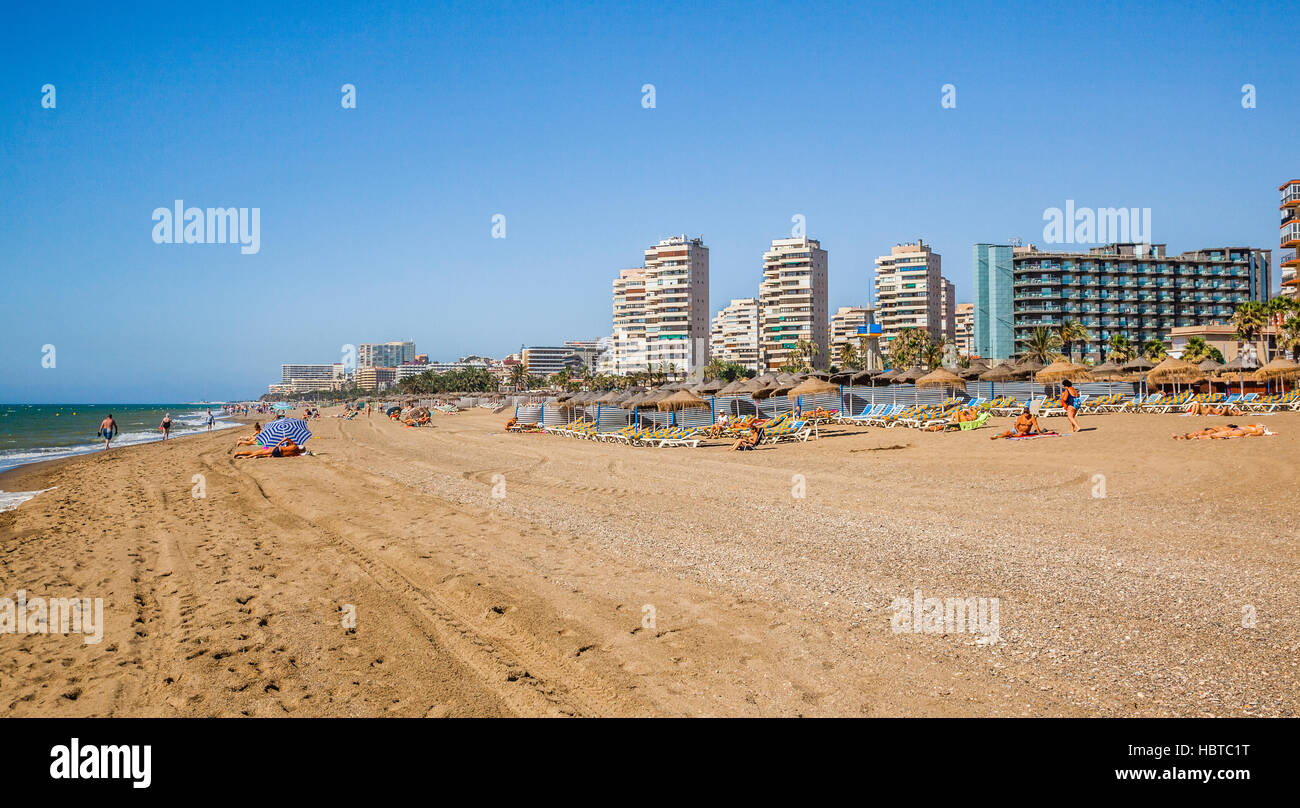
xmin=1006 ymin=431 xmax=1062 ymax=441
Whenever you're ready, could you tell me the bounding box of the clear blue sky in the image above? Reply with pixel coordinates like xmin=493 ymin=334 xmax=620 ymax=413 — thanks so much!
xmin=3 ymin=0 xmax=1293 ymax=402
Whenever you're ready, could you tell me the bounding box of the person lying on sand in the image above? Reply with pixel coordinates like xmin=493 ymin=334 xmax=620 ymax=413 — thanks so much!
xmin=991 ymin=407 xmax=1042 ymax=440
xmin=1172 ymin=423 xmax=1270 ymax=440
xmin=504 ymin=416 xmax=518 ymax=432
xmin=1185 ymin=402 xmax=1243 ymax=416
xmin=729 ymin=422 xmax=764 ymax=451
xmin=232 ymin=438 xmax=305 ymax=458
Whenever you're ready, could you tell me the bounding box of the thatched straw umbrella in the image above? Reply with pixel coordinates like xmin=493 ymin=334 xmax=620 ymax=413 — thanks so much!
xmin=978 ymin=363 xmax=1023 ymax=399
xmin=1146 ymin=357 xmax=1204 ymax=398
xmin=655 ymin=390 xmax=709 ymax=411
xmin=1015 ymin=358 xmax=1045 ymax=373
xmin=1035 ymin=360 xmax=1093 ymax=399
xmin=1197 ymin=358 xmax=1224 ymax=374
xmin=751 ymin=381 xmax=794 ymax=401
xmin=916 ymin=368 xmax=966 ymax=396
xmin=805 ymin=371 xmax=832 ymax=380
xmin=1253 ymin=357 xmax=1300 ymax=392
xmin=785 ymin=378 xmax=839 ymax=410
xmin=715 ymin=379 xmax=746 ymax=396
xmin=1035 ymin=359 xmax=1094 ymax=384
xmin=776 ymin=372 xmax=801 ymax=385
xmin=695 ymin=378 xmax=725 ymax=394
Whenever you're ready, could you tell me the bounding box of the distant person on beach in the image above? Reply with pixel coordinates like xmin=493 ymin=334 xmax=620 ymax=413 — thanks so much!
xmin=207 ymin=410 xmax=215 ymax=431
xmin=991 ymin=407 xmax=1043 ymax=440
xmin=98 ymin=414 xmax=118 ymax=450
xmin=160 ymin=413 xmax=173 ymax=439
xmin=1061 ymin=379 xmax=1081 ymax=432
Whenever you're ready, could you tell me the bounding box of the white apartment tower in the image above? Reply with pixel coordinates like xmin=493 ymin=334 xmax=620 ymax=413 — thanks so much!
xmin=873 ymin=240 xmax=952 ymax=354
xmin=710 ymin=298 xmax=761 ymax=371
xmin=607 ymin=268 xmax=649 ymax=375
xmin=758 ymin=237 xmax=829 ymax=371
xmin=643 ymin=235 xmax=710 ymax=375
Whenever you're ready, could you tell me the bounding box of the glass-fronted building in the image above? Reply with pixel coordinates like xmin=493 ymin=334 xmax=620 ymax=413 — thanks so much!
xmin=973 ymin=243 xmax=1016 ymax=360
xmin=1011 ymin=243 xmax=1270 ymax=361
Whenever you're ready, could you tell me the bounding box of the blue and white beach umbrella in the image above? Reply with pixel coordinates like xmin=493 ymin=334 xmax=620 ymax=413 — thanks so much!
xmin=256 ymin=418 xmax=312 ymax=447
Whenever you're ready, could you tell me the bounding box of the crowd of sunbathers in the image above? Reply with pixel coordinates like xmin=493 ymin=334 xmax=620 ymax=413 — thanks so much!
xmin=1172 ymin=423 xmax=1273 ymax=440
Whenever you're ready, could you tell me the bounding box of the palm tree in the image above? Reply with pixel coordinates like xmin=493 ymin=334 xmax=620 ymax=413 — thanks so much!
xmin=508 ymin=363 xmax=527 ymax=391
xmin=1018 ymin=327 xmax=1062 ymax=365
xmin=838 ymin=343 xmax=859 ymax=370
xmin=1232 ymin=300 xmax=1269 ymax=361
xmin=1279 ymin=315 xmax=1300 ymax=361
xmin=920 ymin=338 xmax=946 ymax=370
xmin=1142 ymin=339 xmax=1168 ymax=361
xmin=1054 ymin=318 xmax=1092 ymax=363
xmin=1180 ymin=335 xmax=1213 ymax=363
xmin=1106 ymin=333 xmax=1135 ymax=362
xmin=887 ymin=327 xmax=925 ymax=368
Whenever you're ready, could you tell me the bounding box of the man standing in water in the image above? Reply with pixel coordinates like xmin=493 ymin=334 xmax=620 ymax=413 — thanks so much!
xmin=98 ymin=414 xmax=118 ymax=450
xmin=160 ymin=413 xmax=173 ymax=440
xmin=207 ymin=410 xmax=215 ymax=431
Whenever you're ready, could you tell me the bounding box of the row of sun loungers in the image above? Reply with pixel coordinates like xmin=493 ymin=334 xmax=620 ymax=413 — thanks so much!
xmin=534 ymin=410 xmax=820 ymax=447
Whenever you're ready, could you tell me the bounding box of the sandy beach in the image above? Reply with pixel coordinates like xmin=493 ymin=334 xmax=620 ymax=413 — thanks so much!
xmin=1 ymin=407 xmax=1296 ymax=717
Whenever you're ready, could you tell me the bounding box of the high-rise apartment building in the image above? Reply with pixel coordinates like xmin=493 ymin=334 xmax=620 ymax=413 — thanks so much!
xmin=359 ymin=341 xmax=416 ymax=368
xmin=939 ymin=278 xmax=957 ymax=340
xmin=1280 ymin=180 xmax=1299 ymax=299
xmin=1012 ymin=242 xmax=1271 ymax=361
xmin=709 ymin=298 xmax=760 ymax=371
xmin=643 ymin=236 xmax=710 ymax=374
xmin=954 ymin=303 xmax=975 ymax=357
xmin=873 ymin=240 xmax=952 ymax=356
xmin=608 ymin=268 xmax=649 ymax=375
xmin=758 ymin=237 xmax=829 ymax=371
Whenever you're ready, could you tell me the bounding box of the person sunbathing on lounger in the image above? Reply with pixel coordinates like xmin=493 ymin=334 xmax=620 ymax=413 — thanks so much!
xmin=233 ymin=438 xmax=304 ymax=458
xmin=1185 ymin=401 xmax=1243 ymax=416
xmin=729 ymin=422 xmax=764 ymax=451
xmin=707 ymin=411 xmax=729 ymax=438
xmin=504 ymin=416 xmax=518 ymax=431
xmin=990 ymin=408 xmax=1042 ymax=440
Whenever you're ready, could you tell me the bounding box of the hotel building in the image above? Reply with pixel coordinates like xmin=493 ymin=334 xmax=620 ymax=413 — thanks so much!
xmin=1281 ymin=180 xmax=1299 ymax=299
xmin=643 ymin=236 xmax=710 ymax=374
xmin=521 ymin=346 xmax=570 ymax=377
xmin=873 ymin=240 xmax=954 ymax=356
xmin=1011 ymin=242 xmax=1271 ymax=361
xmin=359 ymin=341 xmax=416 ymax=368
xmin=758 ymin=237 xmax=829 ymax=370
xmin=280 ymin=363 xmax=343 ymax=385
xmin=954 ymin=302 xmax=975 ymax=357
xmin=710 ymin=298 xmax=761 ymax=371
